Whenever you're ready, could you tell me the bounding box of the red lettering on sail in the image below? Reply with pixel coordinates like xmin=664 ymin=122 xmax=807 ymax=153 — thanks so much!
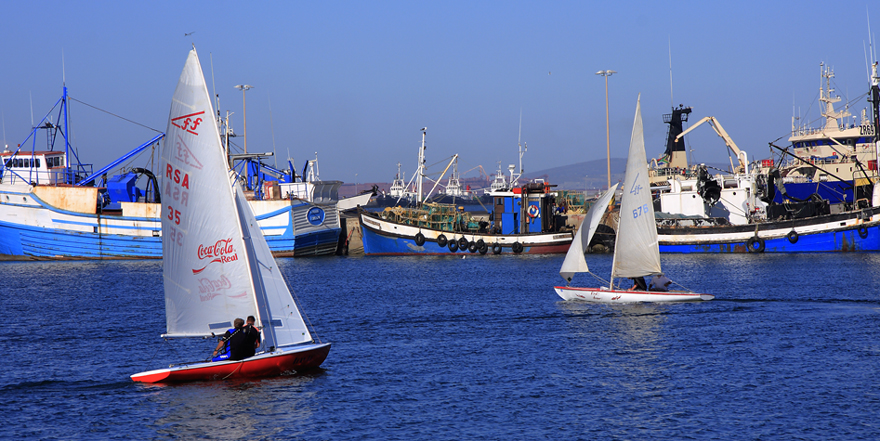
xmin=192 ymin=238 xmax=239 ymax=274
xmin=198 ymin=274 xmax=232 ymax=295
xmin=171 ymin=111 xmax=206 ymax=135
xmin=164 ymin=164 xmax=191 ymax=207
xmin=172 ymin=134 xmax=204 ymax=170
xmin=200 ymin=292 xmax=221 ymax=302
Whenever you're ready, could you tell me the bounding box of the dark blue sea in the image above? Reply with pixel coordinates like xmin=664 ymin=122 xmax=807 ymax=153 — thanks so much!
xmin=3 ymin=253 xmax=879 ymax=440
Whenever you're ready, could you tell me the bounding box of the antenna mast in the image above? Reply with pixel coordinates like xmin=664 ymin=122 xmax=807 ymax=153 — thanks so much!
xmin=668 ymin=37 xmax=674 ymax=108
xmin=514 ymin=109 xmax=527 ymax=187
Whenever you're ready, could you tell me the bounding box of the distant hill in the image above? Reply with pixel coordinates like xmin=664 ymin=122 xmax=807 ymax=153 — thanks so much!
xmin=338 ymin=158 xmax=732 ymax=197
xmin=523 ymin=158 xmax=732 ymax=191
xmin=522 ymin=158 xmax=628 ymax=191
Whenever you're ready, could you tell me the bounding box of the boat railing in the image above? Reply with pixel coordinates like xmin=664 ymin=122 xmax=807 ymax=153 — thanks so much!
xmin=0 ymin=166 xmax=80 ymax=186
xmin=381 ymin=203 xmax=479 ymax=233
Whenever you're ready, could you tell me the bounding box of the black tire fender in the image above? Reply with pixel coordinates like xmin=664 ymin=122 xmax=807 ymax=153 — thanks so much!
xmin=479 ymin=242 xmax=489 ymax=255
xmin=448 ymin=241 xmax=459 ymax=252
xmin=858 ymin=225 xmax=869 ymax=239
xmin=458 ymin=237 xmax=468 ymax=249
xmin=437 ymin=234 xmax=448 ymax=247
xmin=746 ymin=236 xmax=765 ymax=253
xmin=414 ymin=232 xmax=426 ymax=246
xmin=492 ymin=244 xmax=502 ymax=254
xmin=512 ymin=242 xmax=524 ymax=254
xmin=787 ymin=230 xmax=798 ymax=244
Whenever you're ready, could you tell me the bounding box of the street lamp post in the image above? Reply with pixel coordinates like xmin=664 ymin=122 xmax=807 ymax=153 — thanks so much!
xmin=595 ymin=70 xmax=616 ymax=190
xmin=235 ymin=84 xmax=253 ymax=187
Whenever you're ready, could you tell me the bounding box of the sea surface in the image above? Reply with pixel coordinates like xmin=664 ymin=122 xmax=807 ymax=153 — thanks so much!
xmin=2 ymin=253 xmax=879 ymax=440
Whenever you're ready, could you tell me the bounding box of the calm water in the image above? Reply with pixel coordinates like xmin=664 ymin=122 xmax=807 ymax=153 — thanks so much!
xmin=2 ymin=253 xmax=879 ymax=440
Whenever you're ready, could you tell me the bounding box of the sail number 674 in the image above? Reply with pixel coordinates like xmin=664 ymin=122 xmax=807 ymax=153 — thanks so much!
xmin=632 ymin=203 xmax=650 ymax=219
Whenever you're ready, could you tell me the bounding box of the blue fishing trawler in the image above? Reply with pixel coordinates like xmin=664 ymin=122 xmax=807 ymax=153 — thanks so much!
xmin=647 ymin=61 xmax=880 ymax=252
xmin=0 ymin=86 xmax=341 ymax=259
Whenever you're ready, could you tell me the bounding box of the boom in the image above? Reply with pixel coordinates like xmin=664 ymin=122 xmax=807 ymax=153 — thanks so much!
xmin=675 ymin=116 xmax=748 ymax=173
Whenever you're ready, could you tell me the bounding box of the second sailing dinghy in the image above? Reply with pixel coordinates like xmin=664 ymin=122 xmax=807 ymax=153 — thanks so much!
xmin=554 ymin=97 xmax=714 ymax=303
xmin=131 ymin=48 xmax=330 ymax=383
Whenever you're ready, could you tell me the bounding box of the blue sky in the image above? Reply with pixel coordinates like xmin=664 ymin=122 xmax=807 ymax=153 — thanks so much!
xmin=1 ymin=1 xmax=877 ymax=186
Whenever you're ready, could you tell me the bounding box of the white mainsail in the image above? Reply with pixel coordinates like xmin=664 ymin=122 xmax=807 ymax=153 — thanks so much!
xmin=558 ymin=183 xmax=618 ymax=283
xmin=161 ymin=48 xmax=311 ymax=347
xmin=611 ymin=96 xmax=662 ymax=280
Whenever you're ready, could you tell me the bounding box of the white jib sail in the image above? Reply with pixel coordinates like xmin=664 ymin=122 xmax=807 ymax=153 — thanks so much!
xmin=233 ymin=184 xmax=313 ymax=348
xmin=611 ymin=96 xmax=662 ymax=280
xmin=161 ymin=49 xmax=258 ymax=337
xmin=559 ymin=183 xmax=619 ymax=283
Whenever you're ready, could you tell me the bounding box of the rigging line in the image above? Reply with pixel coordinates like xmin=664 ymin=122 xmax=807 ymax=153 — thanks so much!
xmin=426 ymin=155 xmax=455 ymax=169
xmin=715 ymin=195 xmax=747 ymax=216
xmin=588 ymin=271 xmax=611 ymax=286
xmin=667 ymin=279 xmax=692 ymax=293
xmin=288 ymin=287 xmax=322 ymax=344
xmin=68 ymin=97 xmax=163 ymax=133
xmin=221 ymin=361 xmax=245 ymax=380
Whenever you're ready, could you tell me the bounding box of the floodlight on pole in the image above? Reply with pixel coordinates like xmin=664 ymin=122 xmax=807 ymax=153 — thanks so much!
xmin=595 ymin=70 xmax=616 ymax=190
xmin=234 ymin=84 xmax=253 ymax=186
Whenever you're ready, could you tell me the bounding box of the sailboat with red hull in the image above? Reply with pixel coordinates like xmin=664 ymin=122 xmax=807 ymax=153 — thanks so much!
xmin=131 ymin=48 xmax=330 ymax=383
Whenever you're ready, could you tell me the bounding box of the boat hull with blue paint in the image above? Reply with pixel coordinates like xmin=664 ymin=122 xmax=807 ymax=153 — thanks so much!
xmin=0 ymin=184 xmax=340 ymax=259
xmin=359 ymin=209 xmax=571 ymax=256
xmin=657 ymin=206 xmax=880 ymax=253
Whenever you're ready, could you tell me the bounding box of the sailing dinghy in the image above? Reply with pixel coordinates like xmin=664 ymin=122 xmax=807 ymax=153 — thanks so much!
xmin=554 ymin=96 xmax=713 ymax=303
xmin=131 ymin=48 xmax=330 ymax=383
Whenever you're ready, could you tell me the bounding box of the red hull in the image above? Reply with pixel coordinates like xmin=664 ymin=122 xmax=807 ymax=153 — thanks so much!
xmin=131 ymin=343 xmax=331 ymax=383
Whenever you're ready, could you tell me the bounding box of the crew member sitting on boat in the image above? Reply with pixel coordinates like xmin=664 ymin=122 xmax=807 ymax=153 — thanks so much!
xmin=244 ymin=315 xmax=262 ymax=357
xmin=630 ymin=277 xmax=648 ymax=291
xmin=649 ymin=274 xmax=672 ymax=292
xmin=212 ymin=318 xmax=251 ymax=362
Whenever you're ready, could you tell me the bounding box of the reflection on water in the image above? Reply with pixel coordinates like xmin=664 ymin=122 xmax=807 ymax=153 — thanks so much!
xmin=143 ymin=374 xmax=322 ymax=439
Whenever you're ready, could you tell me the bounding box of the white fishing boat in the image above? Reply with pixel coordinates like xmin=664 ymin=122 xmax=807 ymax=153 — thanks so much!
xmin=131 ymin=48 xmax=330 ymax=383
xmin=555 ymin=97 xmax=713 ymax=303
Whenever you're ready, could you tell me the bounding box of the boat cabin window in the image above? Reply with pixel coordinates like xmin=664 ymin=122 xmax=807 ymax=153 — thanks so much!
xmin=5 ymin=157 xmax=47 ymax=168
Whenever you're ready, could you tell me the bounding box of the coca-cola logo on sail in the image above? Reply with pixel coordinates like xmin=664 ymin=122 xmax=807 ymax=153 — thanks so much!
xmin=198 ymin=274 xmax=232 ymax=294
xmin=192 ymin=238 xmax=239 ymax=275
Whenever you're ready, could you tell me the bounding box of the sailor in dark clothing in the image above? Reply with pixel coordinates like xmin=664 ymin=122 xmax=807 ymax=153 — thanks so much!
xmin=212 ymin=318 xmax=251 ymax=361
xmin=243 ymin=315 xmax=262 ymax=358
xmin=630 ymin=277 xmax=648 ymax=291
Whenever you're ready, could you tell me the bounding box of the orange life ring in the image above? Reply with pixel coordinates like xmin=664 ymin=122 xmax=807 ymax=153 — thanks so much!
xmin=527 ymin=205 xmax=539 ymax=218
